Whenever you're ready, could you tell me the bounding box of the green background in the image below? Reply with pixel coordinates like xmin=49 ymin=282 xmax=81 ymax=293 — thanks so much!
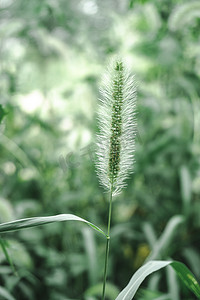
xmin=0 ymin=0 xmax=200 ymax=299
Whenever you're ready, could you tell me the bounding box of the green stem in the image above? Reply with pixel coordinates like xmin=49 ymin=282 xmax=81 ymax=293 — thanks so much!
xmin=102 ymin=185 xmax=113 ymax=300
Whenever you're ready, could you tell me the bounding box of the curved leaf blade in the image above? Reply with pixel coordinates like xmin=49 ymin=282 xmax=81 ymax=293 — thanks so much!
xmin=116 ymin=260 xmax=200 ymax=300
xmin=146 ymin=215 xmax=184 ymax=261
xmin=116 ymin=261 xmax=171 ymax=300
xmin=171 ymin=261 xmax=200 ymax=299
xmin=0 ymin=214 xmax=106 ymax=237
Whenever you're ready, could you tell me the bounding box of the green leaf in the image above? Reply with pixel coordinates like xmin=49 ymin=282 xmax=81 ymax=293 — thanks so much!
xmin=0 ymin=105 xmax=7 ymax=124
xmin=146 ymin=215 xmax=184 ymax=260
xmin=170 ymin=261 xmax=200 ymax=299
xmin=180 ymin=166 xmax=192 ymax=214
xmin=0 ymin=238 xmax=17 ymax=275
xmin=116 ymin=260 xmax=200 ymax=300
xmin=0 ymin=286 xmax=16 ymax=300
xmin=0 ymin=214 xmax=106 ymax=237
xmin=129 ymin=0 xmax=134 ymax=8
xmin=116 ymin=261 xmax=170 ymax=300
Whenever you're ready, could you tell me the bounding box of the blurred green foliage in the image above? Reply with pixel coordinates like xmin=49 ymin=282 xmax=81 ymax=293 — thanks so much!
xmin=0 ymin=0 xmax=200 ymax=299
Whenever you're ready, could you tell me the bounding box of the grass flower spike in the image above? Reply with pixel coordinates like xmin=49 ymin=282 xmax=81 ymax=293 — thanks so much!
xmin=97 ymin=59 xmax=137 ymax=300
xmin=96 ymin=59 xmax=137 ymax=196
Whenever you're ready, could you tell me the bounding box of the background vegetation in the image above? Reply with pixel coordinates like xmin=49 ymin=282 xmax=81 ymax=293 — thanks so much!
xmin=0 ymin=0 xmax=200 ymax=299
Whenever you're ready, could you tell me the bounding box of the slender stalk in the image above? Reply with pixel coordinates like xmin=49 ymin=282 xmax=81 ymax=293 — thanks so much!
xmin=102 ymin=184 xmax=113 ymax=300
xmin=98 ymin=60 xmax=137 ymax=299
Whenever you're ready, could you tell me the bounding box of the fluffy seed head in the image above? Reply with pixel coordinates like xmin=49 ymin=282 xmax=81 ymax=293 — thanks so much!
xmin=96 ymin=59 xmax=137 ymax=196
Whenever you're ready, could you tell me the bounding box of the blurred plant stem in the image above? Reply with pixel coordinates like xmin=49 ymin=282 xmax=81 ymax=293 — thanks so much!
xmin=102 ymin=184 xmax=113 ymax=300
xmin=0 ymin=237 xmax=18 ymax=276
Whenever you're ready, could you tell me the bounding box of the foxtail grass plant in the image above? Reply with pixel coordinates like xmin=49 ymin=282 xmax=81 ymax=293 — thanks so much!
xmin=0 ymin=59 xmax=200 ymax=300
xmin=96 ymin=59 xmax=137 ymax=299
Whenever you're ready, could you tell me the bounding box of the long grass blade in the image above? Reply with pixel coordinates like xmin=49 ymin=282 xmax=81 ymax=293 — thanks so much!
xmin=0 ymin=214 xmax=106 ymax=237
xmin=146 ymin=215 xmax=184 ymax=261
xmin=116 ymin=260 xmax=200 ymax=300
